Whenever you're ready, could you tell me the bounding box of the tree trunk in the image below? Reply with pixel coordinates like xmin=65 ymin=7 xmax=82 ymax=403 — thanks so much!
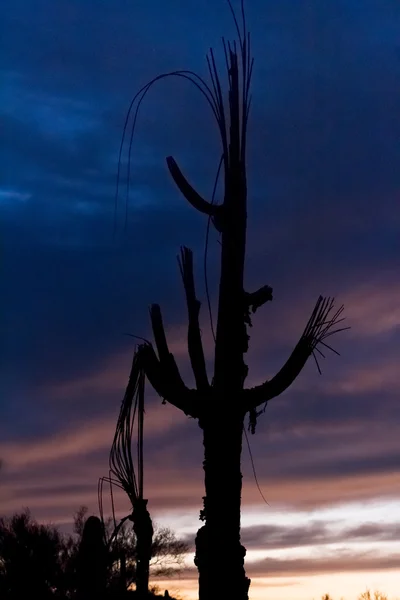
xmin=132 ymin=500 xmax=154 ymax=598
xmin=195 ymin=413 xmax=250 ymax=600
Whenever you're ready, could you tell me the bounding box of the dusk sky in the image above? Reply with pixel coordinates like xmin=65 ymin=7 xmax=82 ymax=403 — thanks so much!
xmin=1 ymin=0 xmax=400 ymax=598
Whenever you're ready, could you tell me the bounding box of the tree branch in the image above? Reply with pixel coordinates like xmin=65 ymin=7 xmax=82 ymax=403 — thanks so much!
xmin=145 ymin=307 xmax=200 ymax=417
xmin=178 ymin=247 xmax=209 ymax=392
xmin=243 ymin=296 xmax=348 ymax=411
xmin=166 ymin=156 xmax=222 ymax=222
xmin=140 ymin=343 xmax=199 ymax=418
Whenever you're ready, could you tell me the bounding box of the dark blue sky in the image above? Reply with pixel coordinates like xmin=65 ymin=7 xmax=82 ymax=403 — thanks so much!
xmin=1 ymin=0 xmax=400 ymax=596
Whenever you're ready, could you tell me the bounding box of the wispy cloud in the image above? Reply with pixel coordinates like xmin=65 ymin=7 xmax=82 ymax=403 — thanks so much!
xmin=0 ymin=188 xmax=31 ymax=204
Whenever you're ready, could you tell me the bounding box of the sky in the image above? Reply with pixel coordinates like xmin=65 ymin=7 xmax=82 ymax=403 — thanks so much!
xmin=1 ymin=0 xmax=400 ymax=598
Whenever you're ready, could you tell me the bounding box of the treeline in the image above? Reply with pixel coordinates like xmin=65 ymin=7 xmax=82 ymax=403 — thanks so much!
xmin=0 ymin=507 xmax=186 ymax=599
xmin=322 ymin=594 xmax=394 ymax=600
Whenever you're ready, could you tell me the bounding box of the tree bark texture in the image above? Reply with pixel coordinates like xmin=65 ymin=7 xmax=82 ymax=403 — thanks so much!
xmin=195 ymin=414 xmax=250 ymax=600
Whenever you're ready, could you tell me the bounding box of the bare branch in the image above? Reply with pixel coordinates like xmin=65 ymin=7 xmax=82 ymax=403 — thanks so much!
xmin=178 ymin=247 xmax=209 ymax=391
xmin=244 ymin=296 xmax=348 ymax=410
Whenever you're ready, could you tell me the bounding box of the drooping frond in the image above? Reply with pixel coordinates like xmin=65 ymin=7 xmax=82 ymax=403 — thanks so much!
xmin=109 ymin=349 xmax=145 ymax=507
xmin=97 ymin=473 xmax=125 ymax=541
xmin=114 ymin=1 xmax=253 ymax=234
xmin=204 ymin=154 xmax=224 ymax=342
xmin=97 ymin=349 xmax=146 ymax=547
xmin=114 ymin=70 xmax=225 ymax=234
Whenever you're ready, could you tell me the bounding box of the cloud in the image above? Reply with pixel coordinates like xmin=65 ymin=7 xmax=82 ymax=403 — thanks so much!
xmin=0 ymin=188 xmax=31 ymax=205
xmin=332 ymin=361 xmax=400 ymax=395
xmin=2 ymin=397 xmax=400 ymax=525
xmin=0 ymin=398 xmax=187 ymax=471
xmin=246 ymin=552 xmax=400 ymax=578
xmin=239 ymin=520 xmax=400 ymax=551
xmin=0 ymin=419 xmax=113 ymax=469
xmin=341 ymin=281 xmax=400 ymax=338
xmin=177 ymin=550 xmax=400 ymax=581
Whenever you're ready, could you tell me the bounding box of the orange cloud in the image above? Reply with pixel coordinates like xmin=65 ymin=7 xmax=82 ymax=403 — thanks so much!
xmin=332 ymin=361 xmax=400 ymax=394
xmin=340 ymin=279 xmax=400 ymax=338
xmin=0 ymin=400 xmax=187 ymax=471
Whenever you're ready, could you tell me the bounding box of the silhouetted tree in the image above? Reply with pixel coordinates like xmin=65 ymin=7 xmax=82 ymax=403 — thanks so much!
xmin=0 ymin=510 xmax=64 ymax=599
xmin=114 ymin=2 xmax=347 ymax=599
xmin=106 ymin=521 xmax=188 ymax=594
xmin=0 ymin=509 xmax=187 ymax=599
xmin=73 ymin=505 xmax=89 ymax=538
xmin=76 ymin=516 xmax=108 ymax=600
xmin=76 ymin=506 xmax=188 ymax=596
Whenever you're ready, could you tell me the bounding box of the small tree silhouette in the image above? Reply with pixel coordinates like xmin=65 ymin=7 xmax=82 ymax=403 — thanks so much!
xmin=113 ymin=2 xmax=348 ymax=598
xmin=0 ymin=510 xmax=64 ymax=599
xmin=359 ymin=591 xmax=389 ymax=600
xmin=76 ymin=516 xmax=108 ymax=600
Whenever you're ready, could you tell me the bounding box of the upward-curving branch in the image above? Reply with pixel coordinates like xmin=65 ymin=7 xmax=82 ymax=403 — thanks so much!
xmin=244 ymin=296 xmax=349 ymax=412
xmin=166 ymin=156 xmax=222 ymax=220
xmin=178 ymin=247 xmax=209 ymax=392
xmin=142 ymin=314 xmax=200 ymax=418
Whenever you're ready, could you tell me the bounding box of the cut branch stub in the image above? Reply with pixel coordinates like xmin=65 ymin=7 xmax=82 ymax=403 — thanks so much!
xmin=244 ymin=296 xmax=348 ymax=411
xmin=166 ymin=156 xmax=223 ymax=226
xmin=244 ymin=285 xmax=273 ymax=329
xmin=178 ymin=246 xmax=209 ymax=392
xmin=245 ymin=285 xmax=273 ymax=314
